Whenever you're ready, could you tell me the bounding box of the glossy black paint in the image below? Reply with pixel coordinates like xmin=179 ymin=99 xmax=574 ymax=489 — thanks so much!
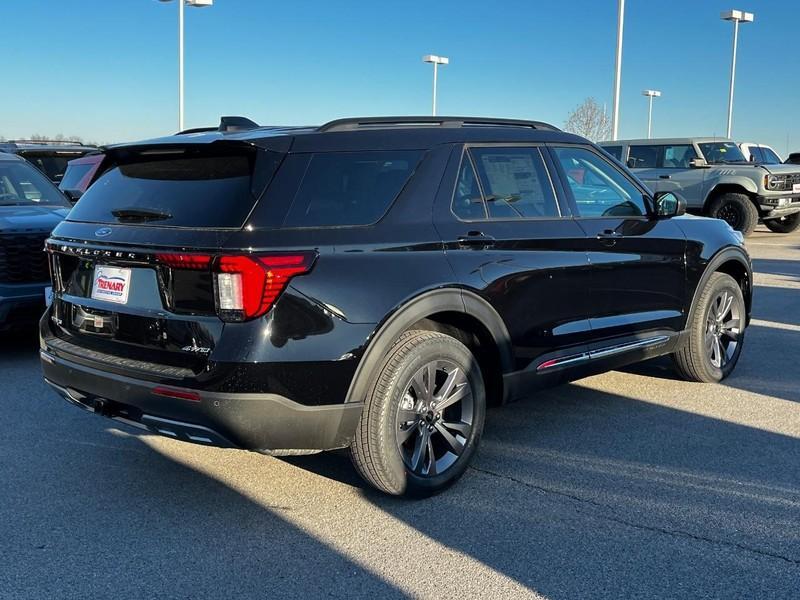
xmin=40 ymin=121 xmax=752 ymax=452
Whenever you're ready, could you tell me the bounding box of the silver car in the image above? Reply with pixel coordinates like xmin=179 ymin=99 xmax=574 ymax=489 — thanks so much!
xmin=599 ymin=138 xmax=800 ymax=235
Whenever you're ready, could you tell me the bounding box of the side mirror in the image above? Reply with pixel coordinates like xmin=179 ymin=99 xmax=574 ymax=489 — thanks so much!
xmin=62 ymin=189 xmax=83 ymax=204
xmin=626 ymin=158 xmax=636 ymax=169
xmin=654 ymin=191 xmax=686 ymax=217
xmin=689 ymin=157 xmax=708 ymax=168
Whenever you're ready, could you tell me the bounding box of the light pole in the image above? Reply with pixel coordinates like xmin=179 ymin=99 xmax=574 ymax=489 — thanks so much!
xmin=422 ymin=55 xmax=449 ymax=116
xmin=610 ymin=0 xmax=625 ymax=141
xmin=158 ymin=0 xmax=214 ymax=131
xmin=642 ymin=89 xmax=661 ymax=139
xmin=721 ymin=9 xmax=754 ymax=139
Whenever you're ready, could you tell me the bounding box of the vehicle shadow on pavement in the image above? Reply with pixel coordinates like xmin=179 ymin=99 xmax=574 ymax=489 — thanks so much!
xmin=0 ymin=431 xmax=406 ymax=599
xmin=286 ymin=381 xmax=800 ymax=598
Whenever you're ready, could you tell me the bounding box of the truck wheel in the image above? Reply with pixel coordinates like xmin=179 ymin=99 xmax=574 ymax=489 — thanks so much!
xmin=708 ymin=193 xmax=759 ymax=236
xmin=763 ymin=213 xmax=800 ymax=233
xmin=672 ymin=272 xmax=746 ymax=383
xmin=351 ymin=330 xmax=485 ymax=497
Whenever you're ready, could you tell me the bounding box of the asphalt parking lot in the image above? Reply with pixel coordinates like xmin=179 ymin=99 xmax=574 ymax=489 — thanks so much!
xmin=1 ymin=227 xmax=798 ymax=600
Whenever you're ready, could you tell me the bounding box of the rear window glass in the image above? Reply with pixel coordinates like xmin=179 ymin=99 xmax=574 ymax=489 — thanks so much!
xmin=283 ymin=151 xmax=422 ymax=227
xmin=67 ymin=148 xmax=281 ymax=228
xmin=59 ymin=163 xmax=93 ymax=190
xmin=21 ymin=155 xmax=74 ymax=183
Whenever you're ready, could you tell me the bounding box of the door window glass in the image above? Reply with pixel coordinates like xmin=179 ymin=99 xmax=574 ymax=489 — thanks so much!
xmin=452 ymin=156 xmax=486 ymax=220
xmin=661 ymin=144 xmax=697 ymax=168
xmin=628 ymin=145 xmax=659 ymax=168
xmin=553 ymin=146 xmax=648 ymax=218
xmin=470 ymin=147 xmax=559 ymax=219
xmin=760 ymin=147 xmax=782 ymax=164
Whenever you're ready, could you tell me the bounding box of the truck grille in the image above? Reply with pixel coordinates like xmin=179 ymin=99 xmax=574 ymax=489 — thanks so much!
xmin=0 ymin=233 xmax=50 ymax=283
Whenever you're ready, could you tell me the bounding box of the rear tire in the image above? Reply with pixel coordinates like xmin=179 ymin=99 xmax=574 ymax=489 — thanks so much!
xmin=350 ymin=330 xmax=486 ymax=497
xmin=707 ymin=193 xmax=759 ymax=236
xmin=672 ymin=272 xmax=746 ymax=383
xmin=763 ymin=213 xmax=800 ymax=233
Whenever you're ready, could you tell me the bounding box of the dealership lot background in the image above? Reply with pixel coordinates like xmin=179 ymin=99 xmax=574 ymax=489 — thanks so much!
xmin=2 ymin=226 xmax=797 ymax=597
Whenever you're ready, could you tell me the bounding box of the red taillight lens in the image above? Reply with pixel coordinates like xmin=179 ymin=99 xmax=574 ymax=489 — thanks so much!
xmin=215 ymin=252 xmax=316 ymax=321
xmin=157 ymin=251 xmax=316 ymax=322
xmin=156 ymin=253 xmax=212 ymax=270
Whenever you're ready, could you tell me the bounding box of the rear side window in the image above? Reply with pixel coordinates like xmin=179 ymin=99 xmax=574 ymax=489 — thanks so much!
xmin=283 ymin=151 xmax=421 ymax=227
xmin=628 ymin=145 xmax=659 ymax=168
xmin=469 ymin=147 xmax=559 ymax=219
xmin=67 ymin=148 xmax=281 ymax=228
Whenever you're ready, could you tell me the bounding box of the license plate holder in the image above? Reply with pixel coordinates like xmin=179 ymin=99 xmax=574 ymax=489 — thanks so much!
xmin=91 ymin=266 xmax=131 ymax=305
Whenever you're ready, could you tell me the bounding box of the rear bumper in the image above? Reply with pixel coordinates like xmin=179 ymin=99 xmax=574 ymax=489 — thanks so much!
xmin=41 ymin=349 xmax=363 ymax=453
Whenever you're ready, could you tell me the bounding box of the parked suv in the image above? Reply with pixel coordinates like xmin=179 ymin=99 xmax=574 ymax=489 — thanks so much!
xmin=600 ymin=138 xmax=800 ymax=234
xmin=0 ymin=140 xmax=98 ymax=186
xmin=0 ymin=152 xmax=71 ymax=330
xmin=40 ymin=117 xmax=752 ymax=496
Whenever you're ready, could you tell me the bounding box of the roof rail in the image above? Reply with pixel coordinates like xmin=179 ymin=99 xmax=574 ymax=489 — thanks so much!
xmin=6 ymin=139 xmax=87 ymax=146
xmin=318 ymin=116 xmax=560 ymax=133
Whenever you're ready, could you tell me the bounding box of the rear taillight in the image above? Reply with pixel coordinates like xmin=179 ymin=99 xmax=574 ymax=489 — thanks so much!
xmin=157 ymin=251 xmax=316 ymax=322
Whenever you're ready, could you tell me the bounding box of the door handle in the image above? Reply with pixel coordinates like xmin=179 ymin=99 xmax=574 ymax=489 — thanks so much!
xmin=659 ymin=175 xmax=671 ymax=179
xmin=457 ymin=231 xmax=496 ymax=248
xmin=596 ymin=229 xmax=622 ymax=246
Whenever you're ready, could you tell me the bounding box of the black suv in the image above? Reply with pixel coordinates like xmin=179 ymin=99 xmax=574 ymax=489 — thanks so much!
xmin=40 ymin=117 xmax=752 ymax=496
xmin=0 ymin=140 xmax=98 ymax=185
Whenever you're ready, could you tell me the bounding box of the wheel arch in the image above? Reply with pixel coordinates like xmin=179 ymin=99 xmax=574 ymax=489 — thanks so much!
xmin=702 ymin=181 xmax=758 ymax=213
xmin=345 ymin=288 xmax=514 ymax=406
xmin=688 ymin=247 xmax=753 ymax=326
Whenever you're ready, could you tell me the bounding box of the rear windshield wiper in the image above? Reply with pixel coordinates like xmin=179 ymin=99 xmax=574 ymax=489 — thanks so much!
xmin=111 ymin=207 xmax=173 ymax=223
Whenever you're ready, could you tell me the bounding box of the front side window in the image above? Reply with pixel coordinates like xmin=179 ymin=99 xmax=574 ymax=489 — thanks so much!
xmin=0 ymin=162 xmax=69 ymax=207
xmin=553 ymin=146 xmax=648 ymax=218
xmin=283 ymin=150 xmax=422 ymax=227
xmin=661 ymin=144 xmax=698 ymax=168
xmin=469 ymin=147 xmax=559 ymax=219
xmin=698 ymin=142 xmax=747 ymax=164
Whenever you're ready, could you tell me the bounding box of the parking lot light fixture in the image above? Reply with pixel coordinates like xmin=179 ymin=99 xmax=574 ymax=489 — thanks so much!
xmin=642 ymin=89 xmax=661 ymax=139
xmin=721 ymin=9 xmax=754 ymax=139
xmin=422 ymin=55 xmax=449 ymax=116
xmin=158 ymin=0 xmax=214 ymax=131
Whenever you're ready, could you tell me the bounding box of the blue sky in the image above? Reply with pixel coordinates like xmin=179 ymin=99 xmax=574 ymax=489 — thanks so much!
xmin=2 ymin=0 xmax=796 ymax=154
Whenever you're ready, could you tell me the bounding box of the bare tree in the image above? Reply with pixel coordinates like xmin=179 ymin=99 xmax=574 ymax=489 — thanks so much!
xmin=563 ymin=97 xmax=611 ymax=142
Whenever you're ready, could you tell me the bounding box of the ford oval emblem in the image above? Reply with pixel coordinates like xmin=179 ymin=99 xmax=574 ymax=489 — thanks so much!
xmin=95 ymin=227 xmax=113 ymax=238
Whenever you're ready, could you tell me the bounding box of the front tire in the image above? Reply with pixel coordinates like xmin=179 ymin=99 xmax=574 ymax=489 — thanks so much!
xmin=672 ymin=272 xmax=746 ymax=383
xmin=707 ymin=193 xmax=759 ymax=236
xmin=350 ymin=330 xmax=486 ymax=497
xmin=763 ymin=213 xmax=800 ymax=233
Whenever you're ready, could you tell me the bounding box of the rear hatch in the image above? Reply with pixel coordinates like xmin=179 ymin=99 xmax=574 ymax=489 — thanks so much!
xmin=45 ymin=142 xmax=287 ymax=381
